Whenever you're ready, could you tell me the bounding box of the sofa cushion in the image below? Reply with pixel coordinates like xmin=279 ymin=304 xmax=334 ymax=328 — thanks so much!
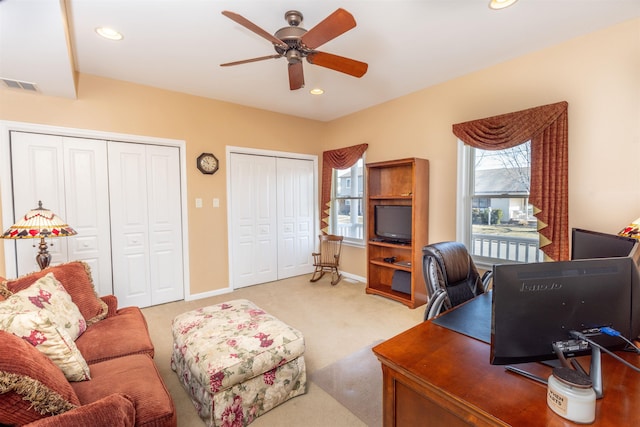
xmin=3 ymin=261 xmax=108 ymax=325
xmin=76 ymin=306 xmax=155 ymax=364
xmin=71 ymin=354 xmax=176 ymax=427
xmin=23 ymin=393 xmax=136 ymax=427
xmin=0 ymin=330 xmax=80 ymax=425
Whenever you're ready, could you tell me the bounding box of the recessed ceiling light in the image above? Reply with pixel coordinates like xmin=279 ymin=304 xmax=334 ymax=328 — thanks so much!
xmin=310 ymin=88 xmax=324 ymax=95
xmin=95 ymin=27 xmax=123 ymax=41
xmin=489 ymin=0 xmax=518 ymax=10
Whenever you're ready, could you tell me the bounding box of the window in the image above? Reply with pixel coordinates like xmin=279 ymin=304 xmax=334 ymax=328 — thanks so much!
xmin=457 ymin=141 xmax=542 ymax=267
xmin=330 ymin=158 xmax=364 ymax=244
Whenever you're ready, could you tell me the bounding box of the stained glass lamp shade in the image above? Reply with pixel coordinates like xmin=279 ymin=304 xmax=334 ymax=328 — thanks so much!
xmin=0 ymin=201 xmax=77 ymax=270
xmin=618 ymin=217 xmax=640 ymax=239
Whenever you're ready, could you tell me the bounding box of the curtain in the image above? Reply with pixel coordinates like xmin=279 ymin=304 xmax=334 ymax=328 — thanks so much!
xmin=452 ymin=101 xmax=569 ymax=261
xmin=320 ymin=144 xmax=368 ymax=234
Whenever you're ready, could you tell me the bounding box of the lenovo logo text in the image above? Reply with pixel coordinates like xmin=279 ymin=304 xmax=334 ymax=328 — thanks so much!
xmin=520 ymin=282 xmax=562 ymax=292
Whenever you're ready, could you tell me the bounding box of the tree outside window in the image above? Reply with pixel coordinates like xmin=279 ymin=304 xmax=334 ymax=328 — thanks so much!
xmin=465 ymin=141 xmax=543 ymax=264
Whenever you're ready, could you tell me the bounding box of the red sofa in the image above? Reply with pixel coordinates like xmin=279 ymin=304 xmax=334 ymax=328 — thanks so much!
xmin=0 ymin=261 xmax=176 ymax=427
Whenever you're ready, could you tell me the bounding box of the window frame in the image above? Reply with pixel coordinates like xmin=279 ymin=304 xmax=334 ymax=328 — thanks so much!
xmin=329 ymin=156 xmax=365 ymax=246
xmin=457 ymin=141 xmax=540 ymax=268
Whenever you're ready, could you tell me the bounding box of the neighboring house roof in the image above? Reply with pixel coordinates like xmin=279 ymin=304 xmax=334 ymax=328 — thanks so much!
xmin=336 ymin=166 xmax=364 ymax=179
xmin=475 ymin=167 xmax=530 ymax=195
xmin=336 ymin=166 xmax=364 ymax=197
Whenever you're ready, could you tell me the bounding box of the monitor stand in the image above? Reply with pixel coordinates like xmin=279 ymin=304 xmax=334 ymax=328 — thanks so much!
xmin=589 ymin=346 xmax=603 ymax=399
xmin=506 ymin=345 xmax=603 ymax=399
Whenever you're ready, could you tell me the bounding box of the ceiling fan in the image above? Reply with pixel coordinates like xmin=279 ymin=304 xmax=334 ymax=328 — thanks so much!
xmin=220 ymin=8 xmax=368 ymax=90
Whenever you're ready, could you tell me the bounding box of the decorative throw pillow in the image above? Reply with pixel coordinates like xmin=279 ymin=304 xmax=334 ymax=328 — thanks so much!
xmin=1 ymin=273 xmax=87 ymax=340
xmin=0 ymin=307 xmax=91 ymax=382
xmin=2 ymin=261 xmax=108 ymax=325
xmin=0 ymin=331 xmax=80 ymax=424
xmin=0 ymin=276 xmax=91 ymax=382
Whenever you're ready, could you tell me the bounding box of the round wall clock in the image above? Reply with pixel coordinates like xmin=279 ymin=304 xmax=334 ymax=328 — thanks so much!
xmin=197 ymin=153 xmax=219 ymax=174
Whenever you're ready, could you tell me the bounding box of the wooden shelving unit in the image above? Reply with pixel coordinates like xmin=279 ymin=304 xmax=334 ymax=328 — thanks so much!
xmin=365 ymin=158 xmax=429 ymax=308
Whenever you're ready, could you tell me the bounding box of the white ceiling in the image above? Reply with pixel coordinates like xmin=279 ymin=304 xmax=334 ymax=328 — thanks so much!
xmin=1 ymin=0 xmax=639 ymax=122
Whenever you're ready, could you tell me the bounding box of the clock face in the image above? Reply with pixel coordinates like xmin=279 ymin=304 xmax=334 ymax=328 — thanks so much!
xmin=197 ymin=153 xmax=219 ymax=174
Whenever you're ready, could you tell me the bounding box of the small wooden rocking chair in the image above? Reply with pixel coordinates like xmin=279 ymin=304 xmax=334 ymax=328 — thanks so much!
xmin=310 ymin=234 xmax=344 ymax=285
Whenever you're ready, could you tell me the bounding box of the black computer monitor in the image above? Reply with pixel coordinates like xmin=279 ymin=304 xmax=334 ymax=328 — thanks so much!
xmin=490 ymin=255 xmax=637 ymax=365
xmin=571 ymin=228 xmax=636 ymax=260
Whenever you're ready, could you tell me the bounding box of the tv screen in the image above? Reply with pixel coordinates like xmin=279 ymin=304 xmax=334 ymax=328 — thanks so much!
xmin=490 ymin=257 xmax=635 ymax=365
xmin=571 ymin=228 xmax=636 ymax=260
xmin=374 ymin=205 xmax=412 ymax=242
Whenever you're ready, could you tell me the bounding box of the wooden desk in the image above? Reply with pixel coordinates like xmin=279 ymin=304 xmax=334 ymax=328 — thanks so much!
xmin=373 ymin=312 xmax=640 ymax=426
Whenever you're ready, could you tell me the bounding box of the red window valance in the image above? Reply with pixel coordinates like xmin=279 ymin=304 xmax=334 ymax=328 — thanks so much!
xmin=320 ymin=144 xmax=368 ymax=234
xmin=452 ymin=101 xmax=569 ymax=261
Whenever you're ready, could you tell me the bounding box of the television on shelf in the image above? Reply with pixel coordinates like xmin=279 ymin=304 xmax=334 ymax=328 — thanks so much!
xmin=374 ymin=205 xmax=412 ymax=243
xmin=571 ymin=228 xmax=637 ymax=260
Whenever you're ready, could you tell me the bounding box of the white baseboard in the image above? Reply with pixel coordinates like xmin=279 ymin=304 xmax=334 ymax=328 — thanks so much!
xmin=185 ymin=286 xmax=233 ymax=301
xmin=342 ymin=272 xmax=366 ymax=283
xmin=185 ymin=272 xmax=366 ymax=301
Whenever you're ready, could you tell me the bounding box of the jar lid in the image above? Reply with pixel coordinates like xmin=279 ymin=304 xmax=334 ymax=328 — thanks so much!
xmin=552 ymin=367 xmax=593 ymax=389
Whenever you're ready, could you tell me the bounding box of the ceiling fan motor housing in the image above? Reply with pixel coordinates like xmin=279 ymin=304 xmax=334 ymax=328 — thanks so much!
xmin=274 ymin=26 xmax=307 ymax=57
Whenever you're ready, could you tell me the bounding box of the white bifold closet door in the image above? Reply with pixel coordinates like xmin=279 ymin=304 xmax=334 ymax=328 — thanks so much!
xmin=9 ymin=132 xmax=184 ymax=307
xmin=10 ymin=132 xmax=113 ymax=296
xmin=230 ymin=153 xmax=314 ymax=288
xmin=108 ymin=142 xmax=184 ymax=308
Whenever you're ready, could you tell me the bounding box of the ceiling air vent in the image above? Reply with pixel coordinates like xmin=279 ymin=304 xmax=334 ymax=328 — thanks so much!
xmin=1 ymin=78 xmax=39 ymax=92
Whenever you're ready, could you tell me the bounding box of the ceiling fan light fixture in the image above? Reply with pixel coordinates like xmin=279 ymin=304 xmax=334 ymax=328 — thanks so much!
xmin=310 ymin=88 xmax=324 ymax=95
xmin=95 ymin=27 xmax=124 ymax=41
xmin=489 ymin=0 xmax=518 ymax=10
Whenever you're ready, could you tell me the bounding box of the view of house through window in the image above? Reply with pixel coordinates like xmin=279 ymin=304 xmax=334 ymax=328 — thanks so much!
xmin=331 ymin=158 xmax=364 ymax=243
xmin=470 ymin=141 xmax=543 ymax=263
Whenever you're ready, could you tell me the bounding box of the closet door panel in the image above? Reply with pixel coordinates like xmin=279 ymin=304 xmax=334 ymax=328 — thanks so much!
xmin=63 ymin=137 xmax=112 ymax=296
xmin=10 ymin=132 xmax=68 ymax=275
xmin=108 ymin=142 xmax=151 ymax=308
xmin=230 ymin=153 xmax=278 ymax=288
xmin=276 ymin=157 xmax=314 ymax=279
xmin=146 ymin=145 xmax=184 ymax=305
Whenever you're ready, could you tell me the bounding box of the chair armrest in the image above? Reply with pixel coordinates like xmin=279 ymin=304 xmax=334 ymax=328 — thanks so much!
xmin=481 ymin=270 xmax=493 ymax=293
xmin=424 ymin=289 xmax=448 ymax=321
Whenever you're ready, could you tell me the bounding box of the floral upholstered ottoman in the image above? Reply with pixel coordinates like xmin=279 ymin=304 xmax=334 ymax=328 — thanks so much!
xmin=171 ymin=299 xmax=307 ymax=426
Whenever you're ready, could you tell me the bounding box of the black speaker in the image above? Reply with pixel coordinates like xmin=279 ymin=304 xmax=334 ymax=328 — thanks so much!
xmin=391 ymin=270 xmax=411 ymax=294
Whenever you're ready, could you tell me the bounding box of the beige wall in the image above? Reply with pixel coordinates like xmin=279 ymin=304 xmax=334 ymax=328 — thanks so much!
xmin=0 ymin=75 xmax=325 ymax=292
xmin=329 ymin=18 xmax=640 ymax=277
xmin=1 ymin=18 xmax=638 ymax=293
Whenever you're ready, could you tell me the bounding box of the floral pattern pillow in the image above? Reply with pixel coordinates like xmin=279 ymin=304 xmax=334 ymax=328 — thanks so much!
xmin=0 ymin=273 xmax=91 ymax=382
xmin=0 ymin=273 xmax=87 ymax=339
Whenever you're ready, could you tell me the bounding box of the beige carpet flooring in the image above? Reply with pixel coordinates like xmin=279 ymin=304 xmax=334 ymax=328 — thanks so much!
xmin=142 ymin=275 xmax=424 ymax=426
xmin=310 ymin=341 xmax=384 ymax=427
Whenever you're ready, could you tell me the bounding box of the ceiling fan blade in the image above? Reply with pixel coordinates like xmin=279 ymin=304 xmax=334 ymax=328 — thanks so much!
xmin=221 ymin=10 xmax=288 ymax=49
xmin=301 ymin=8 xmax=356 ymax=50
xmin=220 ymin=54 xmax=282 ymax=67
xmin=306 ymin=51 xmax=368 ymax=78
xmin=288 ymin=61 xmax=304 ymax=90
